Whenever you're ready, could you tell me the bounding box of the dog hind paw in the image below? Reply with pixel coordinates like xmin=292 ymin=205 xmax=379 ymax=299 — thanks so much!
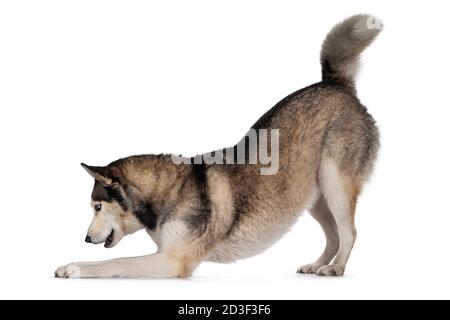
xmin=316 ymin=265 xmax=345 ymax=276
xmin=297 ymin=263 xmax=323 ymax=274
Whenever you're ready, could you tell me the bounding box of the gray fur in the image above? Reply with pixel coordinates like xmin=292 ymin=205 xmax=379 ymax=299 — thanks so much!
xmin=55 ymin=14 xmax=382 ymax=278
xmin=321 ymin=14 xmax=382 ymax=89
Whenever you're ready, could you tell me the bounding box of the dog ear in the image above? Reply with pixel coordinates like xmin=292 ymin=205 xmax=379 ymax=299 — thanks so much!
xmin=81 ymin=163 xmax=122 ymax=187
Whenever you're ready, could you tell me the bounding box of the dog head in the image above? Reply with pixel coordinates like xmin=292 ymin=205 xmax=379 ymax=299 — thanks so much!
xmin=81 ymin=163 xmax=143 ymax=248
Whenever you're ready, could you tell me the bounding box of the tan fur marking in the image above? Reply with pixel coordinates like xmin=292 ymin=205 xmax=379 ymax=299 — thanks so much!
xmin=55 ymin=14 xmax=380 ymax=278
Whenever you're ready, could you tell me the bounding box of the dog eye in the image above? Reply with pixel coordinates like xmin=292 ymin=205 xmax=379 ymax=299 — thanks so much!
xmin=94 ymin=204 xmax=102 ymax=212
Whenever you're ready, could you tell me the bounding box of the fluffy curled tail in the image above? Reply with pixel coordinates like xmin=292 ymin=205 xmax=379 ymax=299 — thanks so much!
xmin=321 ymin=14 xmax=382 ymax=89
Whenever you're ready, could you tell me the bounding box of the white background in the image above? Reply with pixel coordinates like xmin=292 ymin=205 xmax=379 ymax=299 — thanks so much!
xmin=1 ymin=0 xmax=449 ymax=300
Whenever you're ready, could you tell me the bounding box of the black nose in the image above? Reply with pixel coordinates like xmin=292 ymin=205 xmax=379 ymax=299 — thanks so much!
xmin=85 ymin=235 xmax=92 ymax=243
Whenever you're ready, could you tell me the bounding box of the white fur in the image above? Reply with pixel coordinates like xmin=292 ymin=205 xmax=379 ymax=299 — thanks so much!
xmin=319 ymin=158 xmax=356 ymax=273
xmin=55 ymin=264 xmax=81 ymax=278
xmin=150 ymin=220 xmax=189 ymax=252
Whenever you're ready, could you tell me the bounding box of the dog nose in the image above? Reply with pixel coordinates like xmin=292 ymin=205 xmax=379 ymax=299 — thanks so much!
xmin=85 ymin=235 xmax=92 ymax=243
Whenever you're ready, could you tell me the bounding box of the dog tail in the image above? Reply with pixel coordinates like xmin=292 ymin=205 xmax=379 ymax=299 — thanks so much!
xmin=320 ymin=14 xmax=382 ymax=90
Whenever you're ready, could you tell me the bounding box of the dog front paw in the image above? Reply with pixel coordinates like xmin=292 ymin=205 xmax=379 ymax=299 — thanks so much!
xmin=55 ymin=263 xmax=81 ymax=278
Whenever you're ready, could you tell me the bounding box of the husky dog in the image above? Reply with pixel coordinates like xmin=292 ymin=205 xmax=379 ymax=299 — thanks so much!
xmin=55 ymin=14 xmax=381 ymax=278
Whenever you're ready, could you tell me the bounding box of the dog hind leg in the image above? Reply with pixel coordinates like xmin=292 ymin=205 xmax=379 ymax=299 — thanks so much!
xmin=316 ymin=158 xmax=360 ymax=277
xmin=297 ymin=195 xmax=340 ymax=274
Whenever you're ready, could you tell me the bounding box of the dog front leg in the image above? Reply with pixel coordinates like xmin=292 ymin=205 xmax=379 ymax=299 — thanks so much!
xmin=55 ymin=253 xmax=189 ymax=278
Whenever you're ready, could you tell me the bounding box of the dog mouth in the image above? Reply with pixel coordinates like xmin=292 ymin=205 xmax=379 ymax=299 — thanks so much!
xmin=104 ymin=229 xmax=115 ymax=248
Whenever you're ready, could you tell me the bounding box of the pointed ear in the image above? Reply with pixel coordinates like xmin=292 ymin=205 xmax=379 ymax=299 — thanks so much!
xmin=81 ymin=163 xmax=122 ymax=187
